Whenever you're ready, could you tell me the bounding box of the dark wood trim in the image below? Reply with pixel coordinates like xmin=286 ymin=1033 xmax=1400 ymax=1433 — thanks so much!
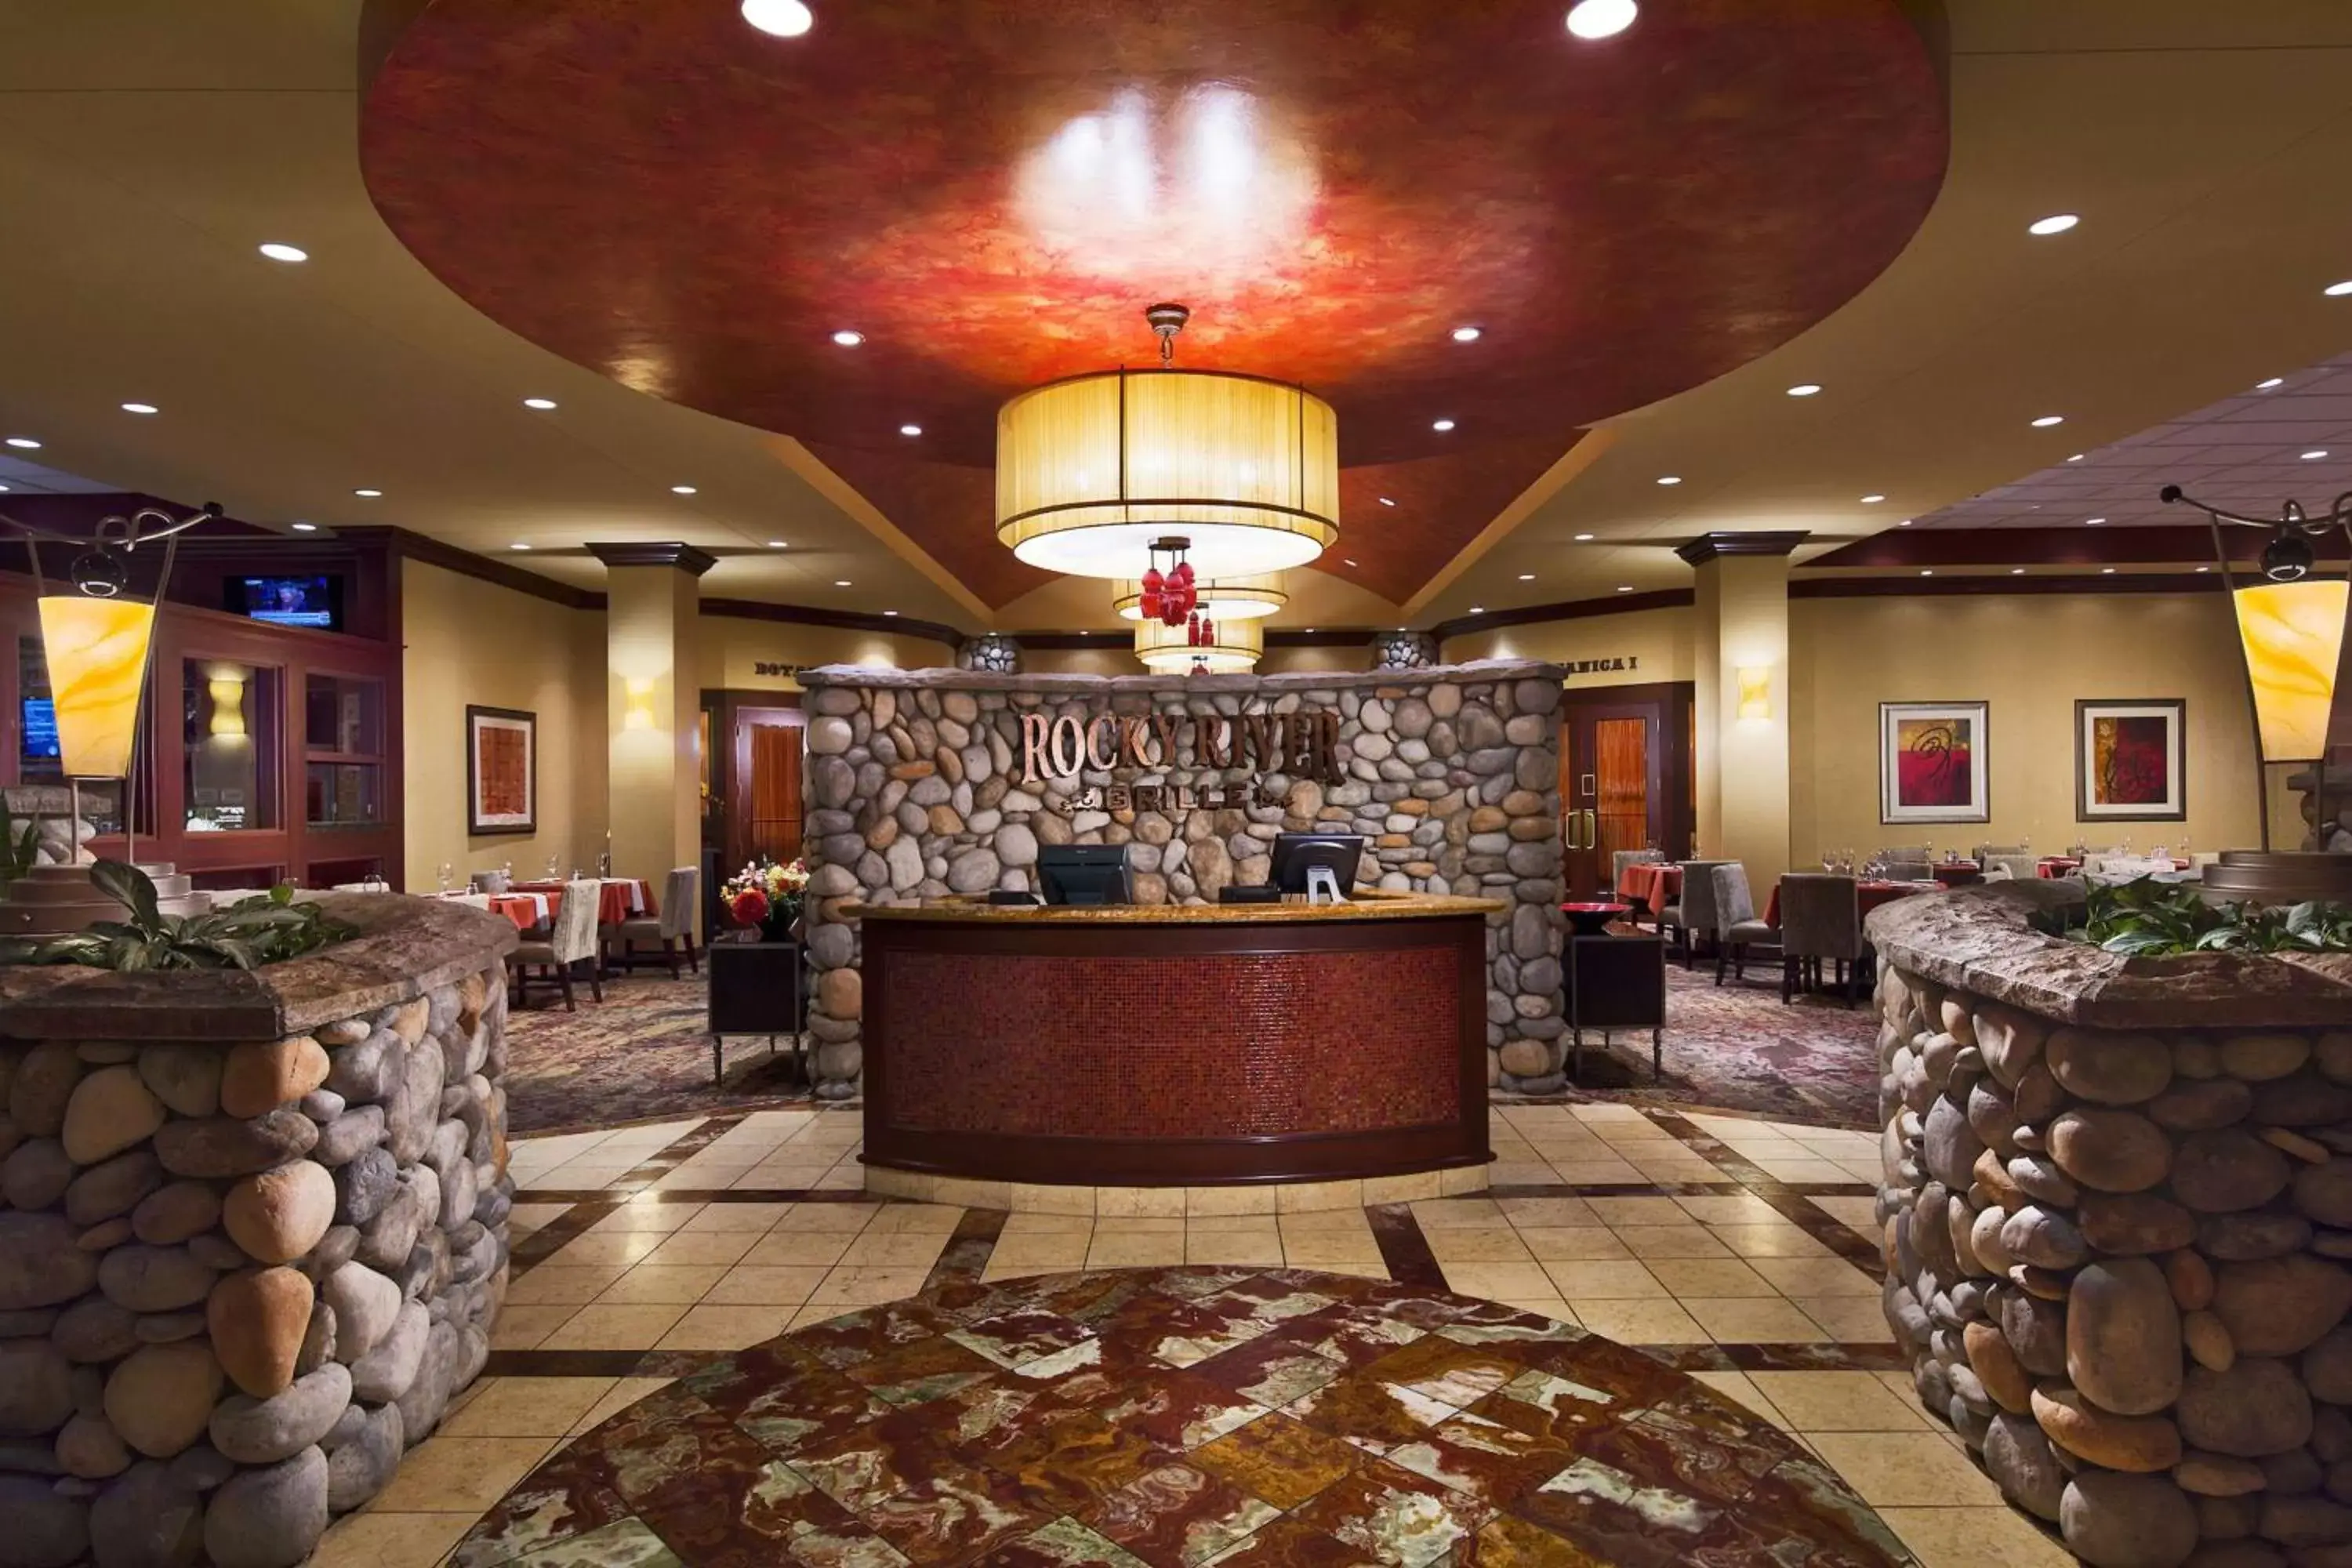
xmin=700 ymin=688 xmax=804 ymax=710
xmin=1789 ymin=572 xmax=2234 ymax=599
xmin=1804 ymin=524 xmax=2279 ymax=571
xmin=586 ymin=541 xmax=719 ymax=575
xmin=861 ymin=912 xmax=1490 ymax=1187
xmin=1434 ymin=590 xmax=1693 ymax=643
xmin=699 ymin=597 xmax=962 ymax=650
xmin=347 ymin=526 xmax=600 ymax=610
xmin=1674 ymin=530 xmax=1809 ymax=565
xmin=1266 ymin=628 xmax=1379 ymax=648
xmin=1013 ymin=630 xmax=1133 ymax=651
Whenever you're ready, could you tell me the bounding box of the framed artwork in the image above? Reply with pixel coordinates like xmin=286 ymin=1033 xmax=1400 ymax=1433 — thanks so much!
xmin=466 ymin=705 xmax=537 ymax=836
xmin=1880 ymin=702 xmax=1989 ymax=823
xmin=2076 ymin=699 xmax=2187 ymax=822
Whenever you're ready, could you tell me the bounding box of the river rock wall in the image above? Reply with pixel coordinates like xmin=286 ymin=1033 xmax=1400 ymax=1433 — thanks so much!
xmin=0 ymin=898 xmax=516 ymax=1568
xmin=794 ymin=662 xmax=1570 ymax=1103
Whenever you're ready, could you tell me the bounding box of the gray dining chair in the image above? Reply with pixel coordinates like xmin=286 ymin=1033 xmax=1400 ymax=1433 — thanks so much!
xmin=470 ymin=869 xmax=510 ymax=895
xmin=1707 ymin=863 xmax=1776 ymax=986
xmin=1777 ymin=873 xmax=1863 ymax=1005
xmin=508 ymin=877 xmax=603 ymax=1011
xmin=1879 ymin=858 xmax=1933 ymax=884
xmin=612 ymin=866 xmax=700 ymax=978
xmin=1668 ymin=859 xmax=1731 ymax=969
xmin=1972 ymin=844 xmax=2027 ymax=861
xmin=1984 ymin=853 xmax=2041 ymax=881
xmin=1879 ymin=844 xmax=1931 ymax=864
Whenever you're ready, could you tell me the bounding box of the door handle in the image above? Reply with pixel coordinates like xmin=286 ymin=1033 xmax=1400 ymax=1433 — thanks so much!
xmin=1563 ymin=811 xmax=1581 ymax=851
xmin=1583 ymin=809 xmax=1599 ymax=851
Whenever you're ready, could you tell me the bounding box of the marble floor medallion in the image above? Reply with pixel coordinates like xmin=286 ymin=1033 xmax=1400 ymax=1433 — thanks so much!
xmin=452 ymin=1268 xmax=1911 ymax=1568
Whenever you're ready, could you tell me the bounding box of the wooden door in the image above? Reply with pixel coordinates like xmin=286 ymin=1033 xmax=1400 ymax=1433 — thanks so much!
xmin=718 ymin=699 xmax=806 ymax=869
xmin=1557 ymin=684 xmax=1695 ymax=898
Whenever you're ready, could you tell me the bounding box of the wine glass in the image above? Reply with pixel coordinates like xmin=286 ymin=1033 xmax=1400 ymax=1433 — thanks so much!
xmin=436 ymin=861 xmax=452 ymax=894
xmin=545 ymin=851 xmax=561 ymax=879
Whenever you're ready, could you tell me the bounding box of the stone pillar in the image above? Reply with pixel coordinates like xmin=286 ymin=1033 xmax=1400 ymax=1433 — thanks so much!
xmin=1679 ymin=532 xmax=1802 ymax=884
xmin=589 ymin=545 xmax=712 ymax=935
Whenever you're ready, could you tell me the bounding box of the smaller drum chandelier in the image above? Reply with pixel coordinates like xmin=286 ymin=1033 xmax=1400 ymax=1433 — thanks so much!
xmin=1134 ymin=612 xmax=1264 ymax=675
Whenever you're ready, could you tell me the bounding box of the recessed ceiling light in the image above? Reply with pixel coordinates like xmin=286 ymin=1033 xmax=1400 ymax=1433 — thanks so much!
xmin=4 ymin=437 xmax=41 ymax=449
xmin=1432 ymin=418 xmax=1456 ymax=432
xmin=1860 ymin=494 xmax=1885 ymax=503
xmin=1565 ymin=0 xmax=1637 ymax=40
xmin=1786 ymin=383 xmax=1822 ymax=397
xmin=1657 ymin=476 xmax=1682 ymax=486
xmin=353 ymin=488 xmax=382 ymax=497
xmin=835 ymin=579 xmax=852 ymax=587
xmin=1616 ymin=584 xmax=1633 ymax=593
xmin=2327 ymin=281 xmax=2352 ymax=298
xmin=1343 ymin=558 xmax=1359 ymax=566
xmin=883 ymin=610 xmax=899 ymax=617
xmin=2085 ymin=517 xmax=2105 ymax=526
xmin=2197 ymin=565 xmax=2211 ymax=573
xmin=831 ymin=329 xmax=865 ymax=347
xmin=1574 ymin=532 xmax=1595 ymax=542
xmin=2031 ymin=415 xmax=2065 ymax=427
xmin=290 ymin=521 xmax=318 ymax=532
xmin=257 ymin=242 xmax=308 ymax=263
xmin=741 ymin=0 xmax=814 ymax=37
xmin=898 ymin=423 xmax=923 ymax=437
xmin=2027 ymin=214 xmax=2079 ymax=236
xmin=522 ymin=397 xmax=557 ymax=410
xmin=121 ymin=402 xmax=159 ymax=416
xmin=2100 ymin=567 xmax=2118 ymax=575
xmin=2011 ymin=568 xmax=2025 ymax=575
xmin=670 ymin=485 xmax=698 ymax=495
xmin=1898 ymin=519 xmax=1914 ymax=527
xmin=1518 ymin=574 xmax=1534 ymax=581
xmin=2303 ymin=449 xmax=2330 ymax=460
xmin=0 ymin=485 xmax=11 ymax=492
xmin=2067 ymin=452 xmax=2085 ymax=463
xmin=510 ymin=543 xmax=531 ymax=551
xmin=1377 ymin=497 xmax=1397 ymax=507
xmin=1920 ymin=569 xmax=1934 ymax=577
xmin=1469 ymin=606 xmax=1485 ymax=614
xmin=1450 ymin=326 xmax=1483 ymax=343
xmin=766 ymin=540 xmax=789 ymax=548
xmin=2257 ymin=378 xmax=2285 ymax=390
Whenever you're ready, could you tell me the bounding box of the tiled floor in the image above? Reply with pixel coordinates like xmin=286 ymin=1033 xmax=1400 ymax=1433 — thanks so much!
xmin=318 ymin=1100 xmax=2074 ymax=1568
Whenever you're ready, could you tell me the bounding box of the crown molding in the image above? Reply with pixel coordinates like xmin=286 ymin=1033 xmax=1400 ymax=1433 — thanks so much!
xmin=1674 ymin=530 xmax=1810 ymax=566
xmin=1432 ymin=590 xmax=1695 ymax=641
xmin=585 ymin=541 xmax=719 ymax=575
xmin=695 ymin=597 xmax=961 ymax=649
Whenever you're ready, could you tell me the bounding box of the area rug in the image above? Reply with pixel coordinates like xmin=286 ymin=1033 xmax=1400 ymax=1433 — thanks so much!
xmin=501 ymin=972 xmax=811 ymax=1135
xmin=1556 ymin=960 xmax=1881 ymax=1128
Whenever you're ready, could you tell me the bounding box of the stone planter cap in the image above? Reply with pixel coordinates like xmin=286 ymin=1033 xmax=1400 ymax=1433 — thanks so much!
xmin=0 ymin=894 xmax=518 ymax=1043
xmin=793 ymin=659 xmax=1569 ymax=695
xmin=1864 ymin=880 xmax=2352 ymax=1028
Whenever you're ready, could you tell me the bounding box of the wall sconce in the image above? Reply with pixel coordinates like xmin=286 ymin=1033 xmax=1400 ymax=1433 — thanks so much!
xmin=1737 ymin=666 xmax=1773 ymax=721
xmin=622 ymin=677 xmax=656 ymax=731
xmin=207 ymin=669 xmax=249 ymax=739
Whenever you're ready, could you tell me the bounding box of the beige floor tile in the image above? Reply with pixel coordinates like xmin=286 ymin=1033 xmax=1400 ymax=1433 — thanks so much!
xmin=1795 ymin=1296 xmax=1899 ymax=1342
xmin=1095 ymin=1186 xmax=1189 ymax=1218
xmin=1539 ymin=1260 xmax=1666 ymax=1299
xmin=740 ymin=1232 xmax=855 ymax=1268
xmin=1276 ymin=1210 xmax=1374 ymax=1236
xmin=1514 ymin=1228 xmax=1632 ymax=1262
xmin=1087 ymin=1233 xmax=1188 ymax=1269
xmin=1497 ymin=1297 xmax=1577 ymax=1325
xmin=1679 ymin=1297 xmax=1829 ymax=1344
xmin=865 ymin=1203 xmax=967 ymax=1233
xmin=982 ymin=1259 xmax=1069 ymax=1282
xmin=1566 ymin=1297 xmax=1706 ymax=1345
xmin=1185 ymin=1185 xmax=1276 ymax=1216
xmin=588 ymin=1200 xmax=705 ymax=1232
xmin=1422 ymin=1228 xmax=1534 ymax=1264
xmin=1673 ymin=1193 xmax=1787 ymax=1226
xmin=1809 ymin=1195 xmax=1886 ymax=1240
xmin=808 ymin=1265 xmax=931 ymax=1305
xmin=372 ymin=1435 xmax=561 ymax=1513
xmin=1186 ymin=1234 xmax=1286 ymax=1266
xmin=1708 ymin=1225 xmax=1834 ymax=1258
xmin=731 ymin=1163 xmax=840 ymax=1189
xmin=488 ymin=1304 xmax=576 ymax=1351
xmin=1439 ymin=1262 xmax=1559 ymax=1302
xmin=1308 ymin=1261 xmax=1393 ymax=1281
xmin=775 ymin=1203 xmax=882 ymax=1232
xmin=1748 ymin=1256 xmax=1882 ymax=1298
xmin=543 ymin=1231 xmax=666 ymax=1269
xmin=1686 ymin=1370 xmax=1790 ymax=1431
xmin=639 ymin=1230 xmax=761 ymax=1268
xmin=1279 ymin=1231 xmax=1383 ymax=1266
xmin=1878 ymin=1506 xmax=2078 ymax=1568
xmin=999 ymin=1211 xmax=1095 ymax=1236
xmin=1496 ymin=1196 xmax=1602 ymax=1227
xmin=838 ymin=1231 xmax=952 ymax=1268
xmin=681 ymin=1202 xmax=795 ymax=1232
xmin=1410 ymin=1198 xmax=1508 ymax=1229
xmin=1746 ymin=1371 xmax=1935 ymax=1432
xmin=1586 ymin=1197 xmax=1690 ymax=1226
xmin=593 ymin=1265 xmax=729 ymax=1305
xmin=1487 ymin=1162 xmax=1559 ymax=1187
xmin=567 ymin=1376 xmax=673 ymax=1436
xmin=1643 ymin=1258 xmax=1776 ymax=1298
xmin=1608 ymin=1225 xmax=1733 ymax=1260
xmin=989 ymin=1235 xmax=1094 ymax=1271
xmin=310 ymin=1511 xmax=478 ymax=1568
xmin=1186 ymin=1214 xmax=1279 ymax=1236
xmin=506 ymin=1265 xmax=630 ymax=1305
xmin=1624 ymin=1158 xmax=1730 ymax=1185
xmin=703 ymin=1265 xmax=830 ymax=1306
xmin=539 ymin=1302 xmax=691 ymax=1350
xmin=440 ymin=1377 xmax=619 ymax=1439
xmin=1810 ymin=1432 xmax=2007 ymax=1508
xmin=1744 ymin=1157 xmax=1862 ymax=1183
xmin=656 ymin=1304 xmax=800 ymax=1350
xmin=1546 ymin=1160 xmax=1644 ymax=1185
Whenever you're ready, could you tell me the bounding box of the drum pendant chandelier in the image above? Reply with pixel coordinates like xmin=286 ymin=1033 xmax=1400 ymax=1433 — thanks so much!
xmin=1134 ymin=613 xmax=1265 ymax=674
xmin=995 ymin=303 xmax=1339 ymax=579
xmin=1113 ymin=570 xmax=1286 ymax=622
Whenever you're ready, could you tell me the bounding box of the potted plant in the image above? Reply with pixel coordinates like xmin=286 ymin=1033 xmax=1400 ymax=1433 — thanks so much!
xmin=721 ymin=855 xmax=809 ymax=943
xmin=707 ymin=855 xmax=811 ymax=1083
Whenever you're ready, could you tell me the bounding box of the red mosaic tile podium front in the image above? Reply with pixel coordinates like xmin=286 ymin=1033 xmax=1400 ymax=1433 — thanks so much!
xmin=857 ymin=895 xmax=1495 ymax=1200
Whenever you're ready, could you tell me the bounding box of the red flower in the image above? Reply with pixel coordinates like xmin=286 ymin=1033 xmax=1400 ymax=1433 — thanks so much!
xmin=728 ymin=887 xmax=770 ymax=927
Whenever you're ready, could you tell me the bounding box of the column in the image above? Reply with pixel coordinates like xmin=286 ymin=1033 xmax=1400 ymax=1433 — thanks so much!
xmin=589 ymin=543 xmax=713 ymax=931
xmin=1676 ymin=532 xmax=1803 ymax=884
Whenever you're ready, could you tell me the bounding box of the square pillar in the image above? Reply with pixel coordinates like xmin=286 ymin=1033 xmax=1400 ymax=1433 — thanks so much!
xmin=590 ymin=543 xmax=713 ymax=931
xmin=1678 ymin=532 xmax=1803 ymax=886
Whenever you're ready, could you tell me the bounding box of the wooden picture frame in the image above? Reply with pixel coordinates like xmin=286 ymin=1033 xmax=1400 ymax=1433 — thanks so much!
xmin=1880 ymin=701 xmax=1990 ymax=823
xmin=466 ymin=705 xmax=536 ymax=836
xmin=2075 ymin=699 xmax=2187 ymax=822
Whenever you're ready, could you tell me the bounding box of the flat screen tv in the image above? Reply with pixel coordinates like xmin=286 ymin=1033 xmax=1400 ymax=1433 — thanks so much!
xmin=227 ymin=574 xmax=342 ymax=631
xmin=20 ymin=697 xmax=58 ymax=760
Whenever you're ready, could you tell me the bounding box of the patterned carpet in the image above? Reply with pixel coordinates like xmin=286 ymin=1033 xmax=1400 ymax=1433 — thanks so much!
xmin=503 ymin=958 xmax=1879 ymax=1135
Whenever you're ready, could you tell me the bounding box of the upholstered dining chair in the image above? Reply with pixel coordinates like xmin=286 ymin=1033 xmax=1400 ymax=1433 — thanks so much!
xmin=1706 ymin=862 xmax=1777 ymax=986
xmin=1879 ymin=844 xmax=1931 ymax=864
xmin=508 ymin=877 xmax=603 ymax=1011
xmin=470 ymin=869 xmax=510 ymax=895
xmin=1972 ymin=843 xmax=2027 ymax=861
xmin=1667 ymin=859 xmax=1731 ymax=968
xmin=612 ymin=866 xmax=700 ymax=978
xmin=1984 ymin=853 xmax=2041 ymax=881
xmin=1879 ymin=859 xmax=1933 ymax=884
xmin=1777 ymin=873 xmax=1863 ymax=1005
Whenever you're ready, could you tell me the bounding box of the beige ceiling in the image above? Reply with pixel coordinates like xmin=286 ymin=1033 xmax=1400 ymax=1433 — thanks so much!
xmin=2 ymin=2 xmax=2350 ymax=634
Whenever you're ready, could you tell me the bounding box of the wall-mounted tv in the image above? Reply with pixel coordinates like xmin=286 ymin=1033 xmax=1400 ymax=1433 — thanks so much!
xmin=226 ymin=575 xmax=343 ymax=631
xmin=20 ymin=697 xmax=58 ymax=760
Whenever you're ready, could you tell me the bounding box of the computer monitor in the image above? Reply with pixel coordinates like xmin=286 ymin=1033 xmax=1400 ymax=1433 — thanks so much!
xmin=1270 ymin=833 xmax=1365 ymax=898
xmin=1037 ymin=844 xmax=1130 ymax=906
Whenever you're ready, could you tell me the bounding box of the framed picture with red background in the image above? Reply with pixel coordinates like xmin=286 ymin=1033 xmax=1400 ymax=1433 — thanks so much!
xmin=1880 ymin=701 xmax=1989 ymax=824
xmin=2074 ymin=699 xmax=2186 ymax=823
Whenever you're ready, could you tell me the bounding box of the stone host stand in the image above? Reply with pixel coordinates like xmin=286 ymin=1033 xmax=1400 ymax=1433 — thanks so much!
xmin=1870 ymin=880 xmax=2352 ymax=1568
xmin=0 ymin=896 xmax=519 ymax=1568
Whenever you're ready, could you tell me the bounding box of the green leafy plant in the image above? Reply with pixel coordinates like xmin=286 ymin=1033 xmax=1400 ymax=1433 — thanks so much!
xmin=2056 ymin=875 xmax=2352 ymax=957
xmin=4 ymin=860 xmax=358 ymax=971
xmin=0 ymin=800 xmax=39 ymax=891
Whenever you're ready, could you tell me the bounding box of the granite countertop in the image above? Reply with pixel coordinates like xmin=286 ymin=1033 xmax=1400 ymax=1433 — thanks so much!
xmin=849 ymin=891 xmax=1504 ymax=924
xmin=1864 ymin=879 xmax=2352 ymax=1028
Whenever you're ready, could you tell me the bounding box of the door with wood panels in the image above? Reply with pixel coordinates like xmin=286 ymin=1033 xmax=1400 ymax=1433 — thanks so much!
xmin=720 ymin=702 xmax=805 ymax=869
xmin=1557 ymin=684 xmax=1694 ymax=898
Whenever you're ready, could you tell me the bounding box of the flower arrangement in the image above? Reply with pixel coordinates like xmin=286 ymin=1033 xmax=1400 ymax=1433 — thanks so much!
xmin=722 ymin=855 xmax=809 ymax=942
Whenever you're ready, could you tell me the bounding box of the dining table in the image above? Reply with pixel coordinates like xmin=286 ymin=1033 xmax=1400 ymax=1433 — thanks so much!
xmin=509 ymin=877 xmax=655 ymax=927
xmin=1616 ymin=862 xmax=1680 ymax=917
xmin=1764 ymin=878 xmax=1943 ymax=927
xmin=2038 ymin=856 xmax=2191 ymax=877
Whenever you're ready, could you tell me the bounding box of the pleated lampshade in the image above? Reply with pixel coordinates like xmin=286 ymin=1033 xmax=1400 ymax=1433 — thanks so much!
xmin=1134 ymin=615 xmax=1265 ymax=674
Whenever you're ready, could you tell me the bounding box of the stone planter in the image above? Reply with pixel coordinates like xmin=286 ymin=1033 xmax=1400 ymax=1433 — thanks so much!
xmin=0 ymin=895 xmax=519 ymax=1568
xmin=1867 ymin=880 xmax=2352 ymax=1568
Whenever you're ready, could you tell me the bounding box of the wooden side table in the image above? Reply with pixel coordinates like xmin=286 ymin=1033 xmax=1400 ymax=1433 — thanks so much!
xmin=706 ymin=936 xmax=807 ymax=1084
